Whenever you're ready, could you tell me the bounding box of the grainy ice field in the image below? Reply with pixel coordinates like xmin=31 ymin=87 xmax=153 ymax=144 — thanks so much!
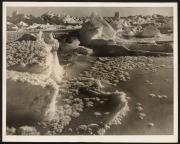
xmin=6 ymin=31 xmax=173 ymax=135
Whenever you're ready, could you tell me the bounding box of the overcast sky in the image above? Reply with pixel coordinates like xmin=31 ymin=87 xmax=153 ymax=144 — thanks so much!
xmin=7 ymin=7 xmax=173 ymax=17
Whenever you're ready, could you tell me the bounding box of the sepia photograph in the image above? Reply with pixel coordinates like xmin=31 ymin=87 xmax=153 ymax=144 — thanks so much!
xmin=2 ymin=2 xmax=178 ymax=143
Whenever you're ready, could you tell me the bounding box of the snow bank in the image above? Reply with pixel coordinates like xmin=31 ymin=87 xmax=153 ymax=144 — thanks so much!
xmin=6 ymin=31 xmax=64 ymax=121
xmin=7 ymin=70 xmax=59 ymax=120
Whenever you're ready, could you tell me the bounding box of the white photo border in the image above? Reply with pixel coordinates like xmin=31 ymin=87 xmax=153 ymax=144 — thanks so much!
xmin=2 ymin=2 xmax=178 ymax=143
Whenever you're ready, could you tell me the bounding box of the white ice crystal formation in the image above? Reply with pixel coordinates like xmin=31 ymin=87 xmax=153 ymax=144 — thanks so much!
xmin=6 ymin=127 xmax=16 ymax=135
xmin=108 ymin=91 xmax=130 ymax=126
xmin=36 ymin=92 xmax=84 ymax=135
xmin=6 ymin=31 xmax=64 ymax=120
xmin=76 ymin=124 xmax=100 ymax=135
xmin=79 ymin=56 xmax=151 ymax=83
xmin=149 ymin=93 xmax=168 ymax=99
xmin=17 ymin=126 xmax=40 ymax=135
xmin=62 ymin=76 xmax=131 ymax=135
xmin=148 ymin=123 xmax=155 ymax=127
